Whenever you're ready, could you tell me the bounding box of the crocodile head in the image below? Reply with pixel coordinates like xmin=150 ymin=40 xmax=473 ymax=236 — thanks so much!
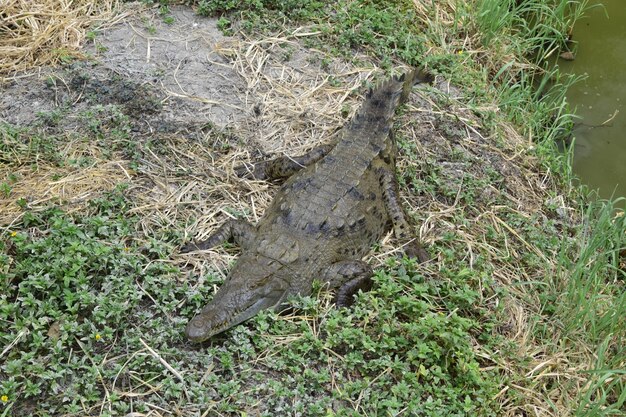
xmin=185 ymin=255 xmax=290 ymax=342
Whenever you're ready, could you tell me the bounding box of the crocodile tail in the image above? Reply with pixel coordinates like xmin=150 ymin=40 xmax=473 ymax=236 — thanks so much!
xmin=355 ymin=67 xmax=433 ymax=128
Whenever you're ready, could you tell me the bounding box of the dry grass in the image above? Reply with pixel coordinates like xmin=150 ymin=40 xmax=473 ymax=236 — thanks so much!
xmin=0 ymin=161 xmax=132 ymax=226
xmin=399 ymin=96 xmax=581 ymax=417
xmin=215 ymin=35 xmax=382 ymax=153
xmin=0 ymin=0 xmax=129 ymax=80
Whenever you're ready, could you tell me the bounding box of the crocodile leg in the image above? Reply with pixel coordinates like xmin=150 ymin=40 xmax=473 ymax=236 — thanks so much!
xmin=323 ymin=260 xmax=374 ymax=306
xmin=236 ymin=143 xmax=335 ymax=181
xmin=378 ymin=166 xmax=430 ymax=262
xmin=181 ymin=219 xmax=256 ymax=253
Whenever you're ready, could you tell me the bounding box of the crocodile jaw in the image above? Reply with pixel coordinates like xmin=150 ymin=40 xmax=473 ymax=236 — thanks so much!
xmin=186 ymin=289 xmax=285 ymax=342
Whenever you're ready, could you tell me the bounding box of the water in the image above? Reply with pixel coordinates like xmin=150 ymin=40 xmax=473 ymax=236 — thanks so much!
xmin=559 ymin=0 xmax=626 ymax=200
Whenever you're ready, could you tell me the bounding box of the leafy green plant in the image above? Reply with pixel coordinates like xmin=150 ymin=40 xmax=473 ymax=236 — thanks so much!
xmin=0 ymin=189 xmax=179 ymax=408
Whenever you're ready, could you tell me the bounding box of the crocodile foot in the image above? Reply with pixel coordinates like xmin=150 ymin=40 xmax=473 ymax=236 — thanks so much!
xmin=335 ymin=275 xmax=374 ymax=307
xmin=403 ymin=241 xmax=430 ymax=263
xmin=234 ymin=161 xmax=269 ymax=181
xmin=179 ymin=242 xmax=200 ymax=253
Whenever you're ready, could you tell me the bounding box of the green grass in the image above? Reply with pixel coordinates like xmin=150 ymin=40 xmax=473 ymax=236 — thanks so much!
xmin=196 ymin=0 xmax=427 ymax=68
xmin=556 ymin=198 xmax=626 ymax=415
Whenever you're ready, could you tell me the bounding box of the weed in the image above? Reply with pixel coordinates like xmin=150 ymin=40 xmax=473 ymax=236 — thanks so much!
xmin=0 ymin=183 xmax=10 ymax=198
xmin=0 ymin=123 xmax=64 ymax=166
xmin=142 ymin=16 xmax=157 ymax=35
xmin=51 ymin=48 xmax=75 ymax=64
xmin=217 ymin=16 xmax=232 ymax=35
xmin=36 ymin=108 xmax=66 ymax=128
xmin=159 ymin=4 xmax=175 ymax=24
xmin=86 ymin=30 xmax=97 ymax=41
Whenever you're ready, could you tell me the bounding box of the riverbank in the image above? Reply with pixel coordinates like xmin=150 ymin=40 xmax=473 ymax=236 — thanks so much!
xmin=1 ymin=1 xmax=624 ymax=416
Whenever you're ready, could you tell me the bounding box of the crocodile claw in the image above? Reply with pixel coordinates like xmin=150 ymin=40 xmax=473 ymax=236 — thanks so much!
xmin=234 ymin=161 xmax=268 ymax=180
xmin=180 ymin=242 xmax=200 ymax=253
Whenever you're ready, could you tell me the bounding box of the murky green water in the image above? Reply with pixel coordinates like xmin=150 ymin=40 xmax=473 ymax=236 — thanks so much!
xmin=559 ymin=0 xmax=626 ymax=200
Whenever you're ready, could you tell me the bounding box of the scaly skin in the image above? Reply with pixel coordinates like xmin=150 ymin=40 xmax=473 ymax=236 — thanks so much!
xmin=182 ymin=68 xmax=432 ymax=342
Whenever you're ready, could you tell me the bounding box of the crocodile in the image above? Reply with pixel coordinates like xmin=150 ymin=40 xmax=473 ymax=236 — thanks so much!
xmin=181 ymin=68 xmax=432 ymax=342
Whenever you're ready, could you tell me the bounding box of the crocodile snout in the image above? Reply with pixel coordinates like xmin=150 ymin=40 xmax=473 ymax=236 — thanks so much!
xmin=185 ymin=314 xmax=215 ymax=343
